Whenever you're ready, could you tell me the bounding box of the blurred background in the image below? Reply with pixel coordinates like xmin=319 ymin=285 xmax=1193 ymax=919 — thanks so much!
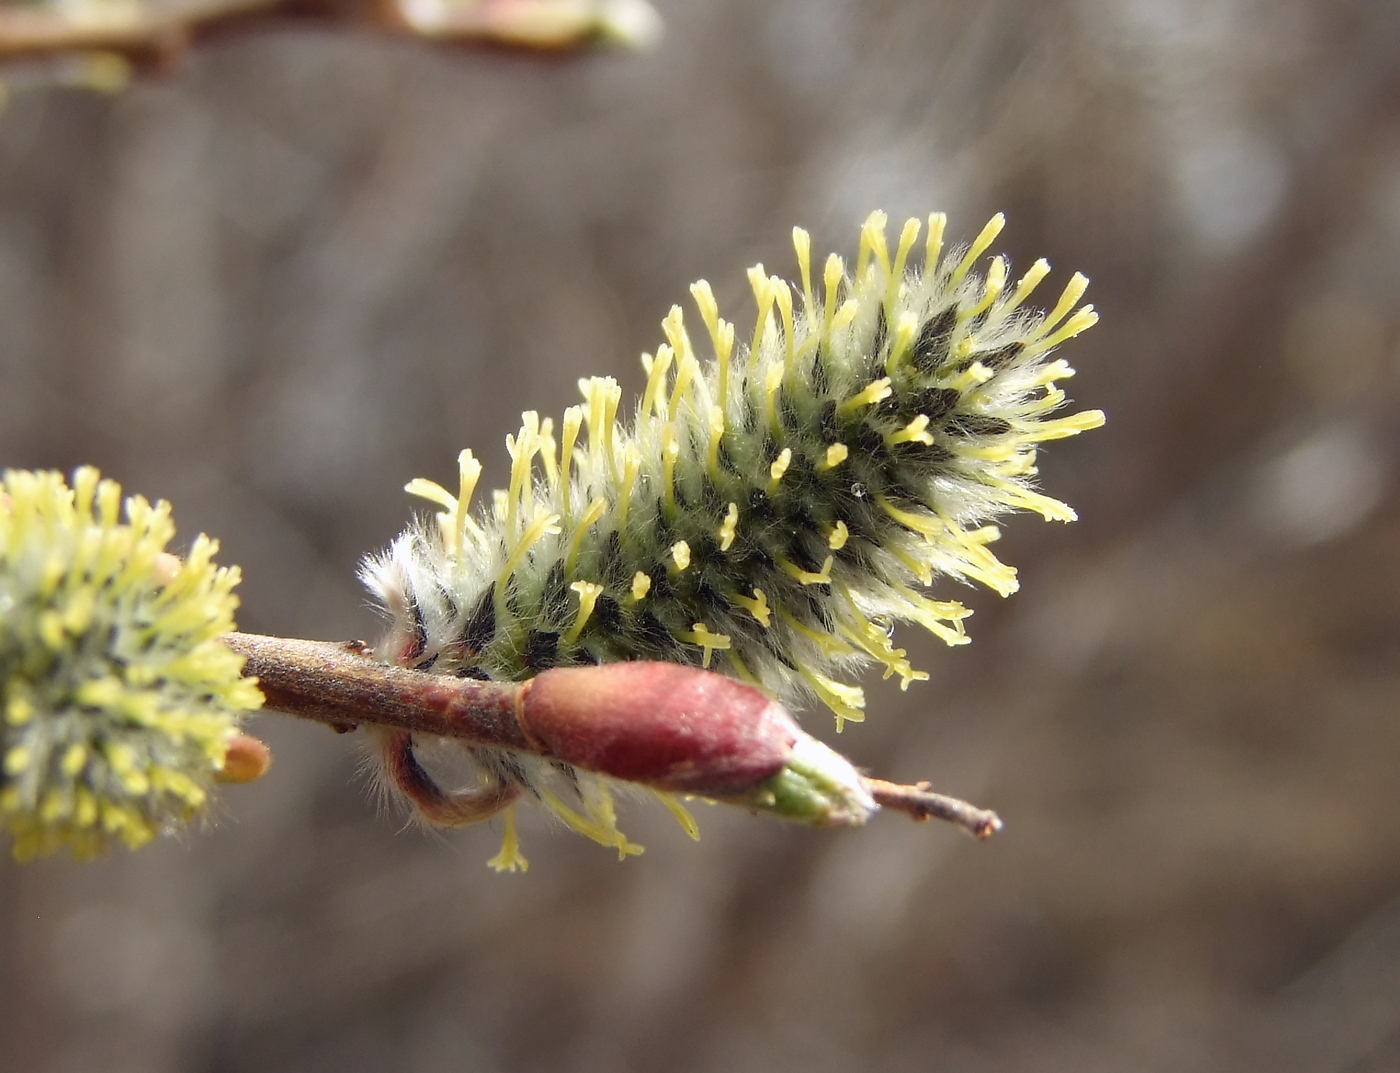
xmin=2 ymin=0 xmax=1399 ymax=1070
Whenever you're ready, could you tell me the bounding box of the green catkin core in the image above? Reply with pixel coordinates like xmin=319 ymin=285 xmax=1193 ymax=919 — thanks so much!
xmin=364 ymin=212 xmax=1104 ymax=859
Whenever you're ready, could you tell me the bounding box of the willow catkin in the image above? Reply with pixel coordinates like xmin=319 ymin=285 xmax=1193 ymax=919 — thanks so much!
xmin=363 ymin=211 xmax=1103 ymax=866
xmin=0 ymin=467 xmax=261 ymax=859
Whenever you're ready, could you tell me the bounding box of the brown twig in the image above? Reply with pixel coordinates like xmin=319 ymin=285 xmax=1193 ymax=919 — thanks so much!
xmin=863 ymin=777 xmax=1004 ymax=839
xmin=224 ymin=632 xmax=533 ymax=748
xmin=224 ymin=631 xmax=1002 ymax=836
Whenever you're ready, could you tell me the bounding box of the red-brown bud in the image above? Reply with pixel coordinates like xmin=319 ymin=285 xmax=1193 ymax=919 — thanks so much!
xmin=519 ymin=662 xmax=798 ymax=795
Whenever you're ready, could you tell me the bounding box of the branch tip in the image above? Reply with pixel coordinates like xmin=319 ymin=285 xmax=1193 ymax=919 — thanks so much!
xmin=863 ymin=777 xmax=1003 ymax=838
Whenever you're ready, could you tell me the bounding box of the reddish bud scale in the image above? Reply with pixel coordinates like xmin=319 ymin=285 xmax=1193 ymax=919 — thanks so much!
xmin=519 ymin=663 xmax=798 ymax=795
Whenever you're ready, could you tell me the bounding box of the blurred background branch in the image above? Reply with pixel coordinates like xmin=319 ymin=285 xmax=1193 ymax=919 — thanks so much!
xmin=0 ymin=0 xmax=659 ymax=89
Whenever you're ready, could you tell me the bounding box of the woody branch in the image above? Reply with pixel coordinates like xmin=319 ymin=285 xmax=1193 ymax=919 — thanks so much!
xmin=223 ymin=631 xmax=1004 ymax=838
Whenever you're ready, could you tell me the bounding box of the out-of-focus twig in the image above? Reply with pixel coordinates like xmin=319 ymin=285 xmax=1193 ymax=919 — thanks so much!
xmin=0 ymin=0 xmax=660 ymax=77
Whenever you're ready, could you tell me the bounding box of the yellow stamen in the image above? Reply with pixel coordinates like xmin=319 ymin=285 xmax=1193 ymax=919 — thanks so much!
xmin=677 ymin=623 xmax=731 ymax=668
xmin=857 ymin=210 xmax=890 ymax=281
xmin=404 ymin=477 xmax=456 ymax=513
xmin=889 ymin=217 xmax=921 ymax=313
xmin=558 ymin=406 xmax=584 ymax=520
xmin=884 ymin=310 xmax=919 ymax=373
xmin=1026 ymin=306 xmax=1098 ymax=356
xmin=705 ymin=405 xmax=726 ymax=478
xmin=764 ymin=364 xmax=785 ymax=435
xmin=839 ymin=377 xmax=892 ymax=414
xmin=778 ymin=607 xmax=856 ymax=658
xmin=615 ymin=444 xmax=641 ymax=534
xmin=668 ymin=353 xmax=699 ymax=423
xmin=779 ymin=555 xmax=833 ymax=586
xmin=730 ymin=588 xmax=771 ymax=627
xmin=564 ymin=581 xmax=604 ymax=643
xmin=1002 ymin=257 xmax=1051 ymax=314
xmin=538 ymin=786 xmax=643 ymax=859
xmin=799 ymin=667 xmax=865 ymax=732
xmin=653 ymin=790 xmax=701 ymax=841
xmin=747 ymin=264 xmax=775 ymax=361
xmin=640 ymin=344 xmax=674 ymax=421
xmin=964 ymin=255 xmax=1008 ymax=320
xmin=565 ymin=497 xmax=608 ymax=576
xmin=821 ymin=253 xmax=844 ymax=350
xmin=773 ymin=276 xmax=796 ymax=370
xmin=661 ymin=428 xmax=680 ymax=516
xmin=948 ymin=213 xmax=1006 ymax=288
xmin=1030 ymin=272 xmax=1090 ymax=340
xmin=487 ymin=807 xmax=528 ymax=872
xmin=829 ymin=298 xmax=859 ymax=339
xmin=495 ymin=511 xmax=561 ymax=615
xmin=456 ymin=449 xmax=486 ymax=550
xmin=793 ymin=227 xmax=815 ymax=314
xmin=1020 ymin=409 xmax=1106 ymax=441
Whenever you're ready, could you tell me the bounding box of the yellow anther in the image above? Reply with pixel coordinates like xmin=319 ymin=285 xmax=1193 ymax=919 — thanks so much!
xmin=718 ymin=502 xmax=739 ymax=551
xmin=820 ymin=444 xmax=849 ymax=470
xmin=827 ymin=520 xmax=848 ymax=550
xmin=5 ymin=694 xmax=33 ymax=726
xmin=768 ymin=448 xmax=792 ymax=491
xmin=924 ymin=212 xmax=947 ymax=275
xmin=670 ymin=540 xmax=691 ymax=571
xmin=61 ymin=744 xmax=87 ymax=777
xmin=630 ymin=572 xmax=652 ymax=602
xmin=887 ymin=414 xmax=934 ymax=446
